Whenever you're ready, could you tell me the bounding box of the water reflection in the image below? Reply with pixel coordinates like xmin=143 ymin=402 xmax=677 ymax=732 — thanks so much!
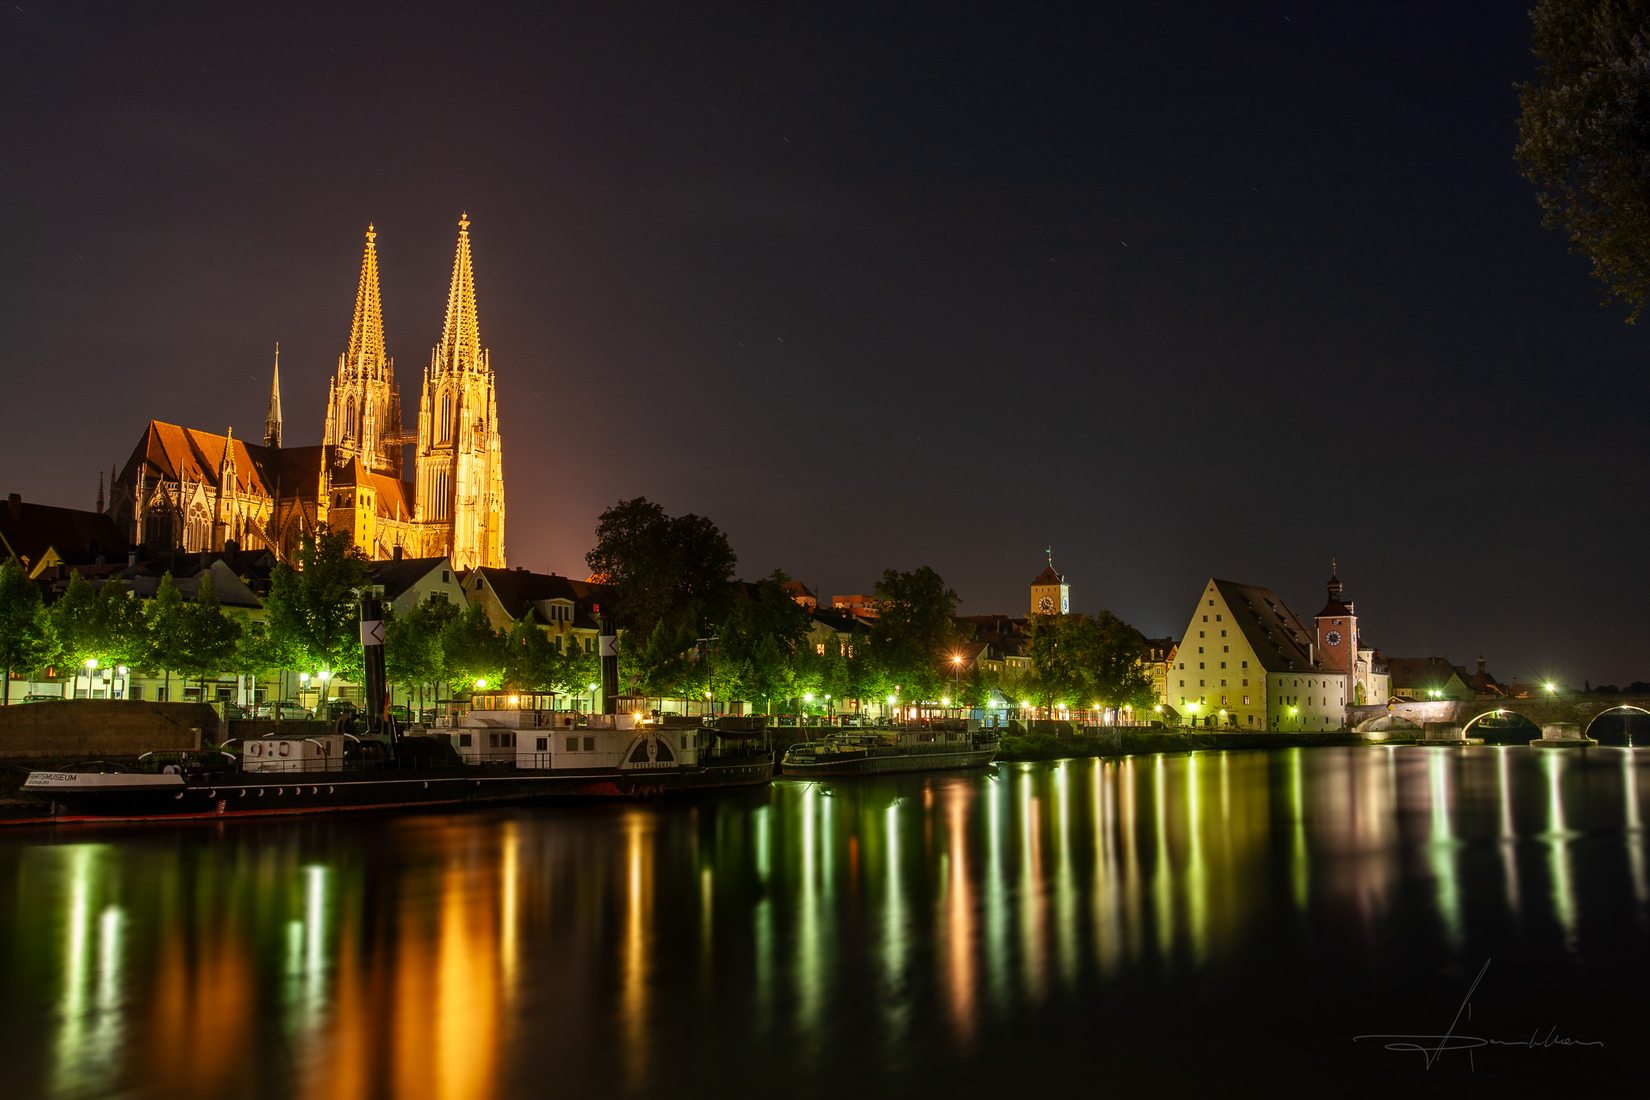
xmin=3 ymin=747 xmax=1649 ymax=1097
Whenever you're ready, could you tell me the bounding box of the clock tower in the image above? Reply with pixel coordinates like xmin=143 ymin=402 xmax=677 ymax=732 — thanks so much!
xmin=1314 ymin=560 xmax=1357 ymax=675
xmin=1029 ymin=548 xmax=1070 ymax=616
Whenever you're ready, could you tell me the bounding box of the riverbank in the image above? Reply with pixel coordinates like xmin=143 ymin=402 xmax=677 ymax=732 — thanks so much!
xmin=995 ymin=727 xmax=1364 ymax=760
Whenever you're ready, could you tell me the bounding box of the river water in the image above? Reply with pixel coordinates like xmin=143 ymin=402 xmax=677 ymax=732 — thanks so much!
xmin=2 ymin=746 xmax=1646 ymax=1098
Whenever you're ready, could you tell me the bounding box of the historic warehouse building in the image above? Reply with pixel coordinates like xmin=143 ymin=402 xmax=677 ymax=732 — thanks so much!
xmin=108 ymin=216 xmax=507 ymax=568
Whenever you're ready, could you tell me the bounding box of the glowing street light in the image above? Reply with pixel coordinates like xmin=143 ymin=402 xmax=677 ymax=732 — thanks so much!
xmin=84 ymin=658 xmax=98 ymax=700
xmin=1543 ymin=681 xmax=1558 ymax=695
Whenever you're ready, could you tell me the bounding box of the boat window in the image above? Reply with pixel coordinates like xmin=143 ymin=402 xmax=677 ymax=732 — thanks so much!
xmin=583 ymin=736 xmax=594 ymax=751
xmin=459 ymin=734 xmax=472 ymax=748
xmin=655 ymin=741 xmax=674 ymax=762
xmin=536 ymin=737 xmax=547 ymax=751
xmin=488 ymin=733 xmax=499 ymax=748
xmin=565 ymin=736 xmax=577 ymax=752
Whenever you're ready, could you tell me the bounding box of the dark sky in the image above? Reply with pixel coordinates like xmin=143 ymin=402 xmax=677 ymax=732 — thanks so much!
xmin=3 ymin=3 xmax=1646 ymax=684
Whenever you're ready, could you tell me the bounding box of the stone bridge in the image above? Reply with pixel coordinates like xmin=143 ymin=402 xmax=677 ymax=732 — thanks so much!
xmin=1346 ymin=694 xmax=1650 ymax=739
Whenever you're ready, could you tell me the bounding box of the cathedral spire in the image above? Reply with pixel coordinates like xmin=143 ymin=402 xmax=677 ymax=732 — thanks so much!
xmin=264 ymin=343 xmax=283 ymax=448
xmin=346 ymin=224 xmax=389 ymax=379
xmin=438 ymin=213 xmax=482 ymax=372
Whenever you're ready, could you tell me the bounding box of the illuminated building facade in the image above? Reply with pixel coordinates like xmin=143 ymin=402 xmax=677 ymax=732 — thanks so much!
xmin=109 ymin=218 xmax=506 ymax=566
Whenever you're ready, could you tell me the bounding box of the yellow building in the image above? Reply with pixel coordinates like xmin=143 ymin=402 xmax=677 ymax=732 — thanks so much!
xmin=110 ymin=218 xmax=507 ymax=568
xmin=1172 ymin=577 xmax=1346 ymax=730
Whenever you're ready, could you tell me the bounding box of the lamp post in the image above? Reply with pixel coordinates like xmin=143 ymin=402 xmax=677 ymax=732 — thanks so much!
xmin=590 ymin=682 xmax=600 ymax=717
xmin=84 ymin=658 xmax=98 ymax=700
xmin=116 ymin=665 xmax=128 ymax=701
xmin=951 ymin=653 xmax=963 ymax=715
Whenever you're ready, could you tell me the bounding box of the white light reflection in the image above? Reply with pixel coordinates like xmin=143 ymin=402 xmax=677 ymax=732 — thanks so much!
xmin=1496 ymin=749 xmax=1521 ymax=916
xmin=1289 ymin=750 xmax=1308 ymax=913
xmin=1092 ymin=759 xmax=1121 ymax=979
xmin=1018 ymin=768 xmax=1047 ymax=1004
xmin=1624 ymin=751 xmax=1648 ymax=909
xmin=1426 ymin=750 xmax=1462 ymax=949
xmin=1052 ymin=762 xmax=1077 ymax=992
xmin=1151 ymin=755 xmax=1173 ymax=961
xmin=1185 ymin=752 xmax=1208 ymax=965
xmin=1543 ymin=752 xmax=1577 ymax=947
xmin=883 ymin=797 xmax=911 ymax=1044
xmin=984 ymin=770 xmax=1009 ymax=1008
xmin=943 ymin=785 xmax=977 ymax=1043
xmin=796 ymin=783 xmax=823 ymax=1053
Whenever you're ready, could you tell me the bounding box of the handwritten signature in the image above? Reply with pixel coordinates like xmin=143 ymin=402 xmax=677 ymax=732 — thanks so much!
xmin=1354 ymin=959 xmax=1604 ymax=1070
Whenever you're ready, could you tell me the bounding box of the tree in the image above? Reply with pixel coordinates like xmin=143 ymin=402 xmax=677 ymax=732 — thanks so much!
xmin=385 ymin=595 xmax=457 ymax=704
xmin=49 ymin=571 xmax=105 ymax=672
xmin=585 ymin=497 xmax=738 ymax=644
xmin=0 ymin=560 xmax=54 ymax=703
xmin=439 ymin=603 xmax=506 ymax=694
xmin=503 ymin=615 xmax=562 ymax=692
xmin=265 ymin=529 xmax=370 ymax=697
xmin=869 ymin=566 xmax=959 ymax=701
xmin=143 ymin=573 xmax=190 ymax=702
xmin=1516 ymin=0 xmax=1650 ymax=321
xmin=718 ymin=571 xmax=812 ymax=707
xmin=176 ymin=572 xmax=240 ymax=692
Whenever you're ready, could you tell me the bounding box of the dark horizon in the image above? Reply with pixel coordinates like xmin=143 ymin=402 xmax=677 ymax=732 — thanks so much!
xmin=3 ymin=3 xmax=1646 ymax=684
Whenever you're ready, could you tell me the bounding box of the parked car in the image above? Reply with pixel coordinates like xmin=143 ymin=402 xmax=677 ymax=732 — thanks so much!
xmin=322 ymin=699 xmax=359 ymax=722
xmin=251 ymin=700 xmax=312 ymax=720
xmin=21 ymin=693 xmax=64 ymax=704
xmin=220 ymin=701 xmax=249 ymax=720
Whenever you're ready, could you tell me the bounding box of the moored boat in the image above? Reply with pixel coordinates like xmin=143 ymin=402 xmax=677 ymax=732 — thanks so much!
xmin=16 ymin=598 xmax=774 ymax=823
xmin=779 ymin=720 xmax=999 ymax=778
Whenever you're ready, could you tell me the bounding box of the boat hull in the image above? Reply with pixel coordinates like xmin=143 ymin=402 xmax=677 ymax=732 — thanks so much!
xmin=779 ymin=746 xmax=997 ymax=778
xmin=17 ymin=757 xmax=774 ymax=824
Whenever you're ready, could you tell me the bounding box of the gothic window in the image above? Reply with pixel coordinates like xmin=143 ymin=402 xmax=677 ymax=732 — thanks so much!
xmin=345 ymin=397 xmax=356 ymax=439
xmin=439 ymin=393 xmax=452 ymax=442
xmin=184 ymin=504 xmax=211 ymax=551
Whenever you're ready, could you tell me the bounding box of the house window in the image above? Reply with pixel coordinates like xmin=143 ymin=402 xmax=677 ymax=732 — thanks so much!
xmin=1242 ymin=696 xmax=1250 ymax=705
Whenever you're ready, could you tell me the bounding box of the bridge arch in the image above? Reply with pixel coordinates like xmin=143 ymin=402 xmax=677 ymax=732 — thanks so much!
xmin=1461 ymin=708 xmax=1541 ymax=745
xmin=1583 ymin=705 xmax=1650 ymax=746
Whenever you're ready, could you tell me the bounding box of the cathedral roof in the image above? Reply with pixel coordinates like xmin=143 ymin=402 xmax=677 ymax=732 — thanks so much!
xmin=119 ymin=421 xmax=326 ymax=502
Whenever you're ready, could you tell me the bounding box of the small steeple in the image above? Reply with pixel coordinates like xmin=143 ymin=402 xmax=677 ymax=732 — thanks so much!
xmin=265 ymin=343 xmax=283 ymax=448
xmin=96 ymin=470 xmax=104 ymax=514
xmin=438 ymin=213 xmax=483 ymax=372
xmin=1327 ymin=558 xmax=1343 ymax=600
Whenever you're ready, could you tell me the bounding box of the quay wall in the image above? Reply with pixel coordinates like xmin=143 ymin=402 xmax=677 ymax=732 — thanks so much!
xmin=0 ymin=700 xmax=218 ymax=760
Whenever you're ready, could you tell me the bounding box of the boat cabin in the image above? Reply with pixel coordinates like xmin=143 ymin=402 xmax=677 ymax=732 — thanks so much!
xmin=242 ymin=733 xmax=348 ymax=773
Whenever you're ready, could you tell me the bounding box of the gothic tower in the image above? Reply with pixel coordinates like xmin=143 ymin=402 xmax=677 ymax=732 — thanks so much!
xmin=323 ymin=225 xmax=404 ymax=476
xmin=415 ymin=214 xmax=506 ymax=569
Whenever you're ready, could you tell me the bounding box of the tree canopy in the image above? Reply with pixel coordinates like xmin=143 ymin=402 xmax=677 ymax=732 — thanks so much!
xmin=1517 ymin=0 xmax=1650 ymax=321
xmin=0 ymin=559 xmax=54 ymax=700
xmin=869 ymin=566 xmax=959 ymax=701
xmin=264 ymin=529 xmax=370 ymax=688
xmin=585 ymin=497 xmax=737 ymax=672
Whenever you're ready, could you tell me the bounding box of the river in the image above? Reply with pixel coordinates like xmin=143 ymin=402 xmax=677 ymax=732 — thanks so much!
xmin=2 ymin=746 xmax=1646 ymax=1098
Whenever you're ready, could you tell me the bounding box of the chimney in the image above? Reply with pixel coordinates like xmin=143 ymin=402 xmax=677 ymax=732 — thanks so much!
xmin=6 ymin=493 xmax=20 ymax=520
xmin=392 ymin=545 xmax=403 ymax=561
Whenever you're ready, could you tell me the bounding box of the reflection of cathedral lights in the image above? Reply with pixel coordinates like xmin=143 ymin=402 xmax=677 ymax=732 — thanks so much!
xmin=1543 ymin=753 xmax=1577 ymax=945
xmin=427 ymin=862 xmax=500 ymax=1100
xmin=1426 ymin=751 xmax=1462 ymax=950
xmin=622 ymin=812 xmax=653 ymax=1096
xmin=500 ymin=823 xmax=519 ymax=988
xmin=1017 ymin=769 xmax=1047 ymax=1004
xmin=943 ymin=786 xmax=977 ymax=1043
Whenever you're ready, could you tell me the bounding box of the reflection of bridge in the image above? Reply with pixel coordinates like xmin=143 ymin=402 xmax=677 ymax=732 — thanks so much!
xmin=1346 ymin=695 xmax=1650 ymax=739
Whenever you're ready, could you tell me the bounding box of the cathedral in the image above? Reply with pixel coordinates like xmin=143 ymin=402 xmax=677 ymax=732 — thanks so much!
xmin=109 ymin=217 xmax=507 ymax=569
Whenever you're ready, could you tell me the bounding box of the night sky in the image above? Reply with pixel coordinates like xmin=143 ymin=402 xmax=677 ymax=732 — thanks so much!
xmin=3 ymin=3 xmax=1646 ymax=684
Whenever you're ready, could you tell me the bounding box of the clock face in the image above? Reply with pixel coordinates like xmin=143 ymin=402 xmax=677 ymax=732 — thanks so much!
xmin=1326 ymin=630 xmax=1342 ymax=646
xmin=1061 ymin=595 xmax=1069 ymax=613
xmin=1037 ymin=595 xmax=1054 ymax=613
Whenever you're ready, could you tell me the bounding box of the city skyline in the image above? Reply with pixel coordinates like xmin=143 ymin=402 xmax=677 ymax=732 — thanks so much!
xmin=3 ymin=4 xmax=1647 ymax=683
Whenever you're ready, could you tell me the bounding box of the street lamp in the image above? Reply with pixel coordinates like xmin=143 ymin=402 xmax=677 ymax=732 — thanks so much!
xmin=951 ymin=652 xmax=963 ymax=712
xmin=590 ymin=682 xmax=601 ymax=716
xmin=84 ymin=658 xmax=98 ymax=700
xmin=115 ymin=665 xmax=128 ymax=701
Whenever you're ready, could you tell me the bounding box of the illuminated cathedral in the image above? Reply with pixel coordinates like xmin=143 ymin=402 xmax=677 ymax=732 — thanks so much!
xmin=109 ymin=217 xmax=507 ymax=569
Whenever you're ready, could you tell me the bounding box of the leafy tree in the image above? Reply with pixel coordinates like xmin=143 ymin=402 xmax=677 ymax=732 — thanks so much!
xmin=143 ymin=573 xmax=190 ymax=701
xmin=265 ymin=529 xmax=370 ymax=698
xmin=175 ymin=572 xmax=240 ymax=689
xmin=49 ymin=572 xmax=104 ymax=671
xmin=1024 ymin=609 xmax=1155 ymax=715
xmin=585 ymin=497 xmax=738 ymax=645
xmin=385 ymin=595 xmax=457 ymax=702
xmin=719 ymin=572 xmax=812 ymax=706
xmin=439 ymin=603 xmax=506 ymax=694
xmin=0 ymin=560 xmax=54 ymax=702
xmin=869 ymin=566 xmax=959 ymax=701
xmin=1517 ymin=0 xmax=1650 ymax=321
xmin=1090 ymin=610 xmax=1156 ymax=712
xmin=503 ymin=615 xmax=562 ymax=692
